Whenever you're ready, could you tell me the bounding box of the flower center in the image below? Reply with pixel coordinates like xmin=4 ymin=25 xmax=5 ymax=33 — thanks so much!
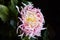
xmin=25 ymin=11 xmax=37 ymax=28
xmin=27 ymin=16 xmax=35 ymax=22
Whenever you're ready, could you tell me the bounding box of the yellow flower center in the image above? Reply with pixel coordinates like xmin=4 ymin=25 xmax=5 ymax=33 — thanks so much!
xmin=25 ymin=11 xmax=37 ymax=28
xmin=27 ymin=17 xmax=35 ymax=22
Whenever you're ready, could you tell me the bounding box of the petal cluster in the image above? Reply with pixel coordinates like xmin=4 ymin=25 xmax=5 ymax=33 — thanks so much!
xmin=16 ymin=2 xmax=46 ymax=39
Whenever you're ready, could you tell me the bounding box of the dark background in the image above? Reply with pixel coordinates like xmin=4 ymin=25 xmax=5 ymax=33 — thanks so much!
xmin=0 ymin=0 xmax=59 ymax=40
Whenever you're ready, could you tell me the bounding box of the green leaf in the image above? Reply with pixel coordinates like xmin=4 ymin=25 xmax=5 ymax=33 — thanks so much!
xmin=0 ymin=5 xmax=9 ymax=22
xmin=30 ymin=37 xmax=36 ymax=40
xmin=43 ymin=30 xmax=49 ymax=40
xmin=23 ymin=36 xmax=29 ymax=40
xmin=9 ymin=0 xmax=18 ymax=15
xmin=8 ymin=0 xmax=18 ymax=22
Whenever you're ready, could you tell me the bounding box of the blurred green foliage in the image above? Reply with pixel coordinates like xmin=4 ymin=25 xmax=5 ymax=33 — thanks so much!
xmin=43 ymin=29 xmax=49 ymax=40
xmin=9 ymin=0 xmax=18 ymax=16
xmin=0 ymin=0 xmax=18 ymax=40
xmin=22 ymin=36 xmax=29 ymax=40
xmin=0 ymin=5 xmax=9 ymax=22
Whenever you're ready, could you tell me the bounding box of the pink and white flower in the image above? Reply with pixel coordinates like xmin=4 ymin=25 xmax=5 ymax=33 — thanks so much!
xmin=16 ymin=2 xmax=46 ymax=39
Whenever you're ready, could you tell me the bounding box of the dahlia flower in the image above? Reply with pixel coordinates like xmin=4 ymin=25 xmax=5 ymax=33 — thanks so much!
xmin=16 ymin=2 xmax=46 ymax=39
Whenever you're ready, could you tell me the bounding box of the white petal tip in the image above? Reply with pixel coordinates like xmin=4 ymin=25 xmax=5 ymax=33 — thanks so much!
xmin=41 ymin=28 xmax=46 ymax=30
xmin=22 ymin=2 xmax=27 ymax=6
